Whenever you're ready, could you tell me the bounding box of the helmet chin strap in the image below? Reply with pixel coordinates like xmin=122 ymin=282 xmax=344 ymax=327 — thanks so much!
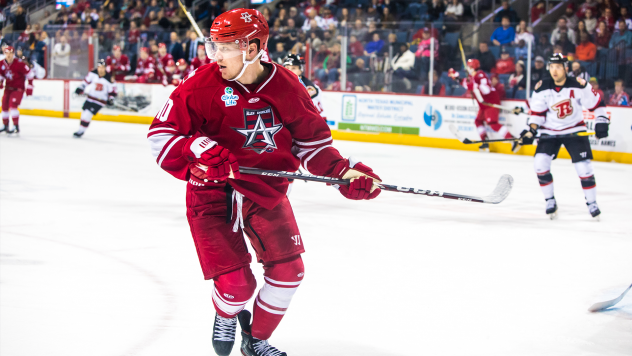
xmin=228 ymin=49 xmax=264 ymax=82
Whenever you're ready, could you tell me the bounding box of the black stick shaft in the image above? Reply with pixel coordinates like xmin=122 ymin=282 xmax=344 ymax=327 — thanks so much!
xmin=463 ymin=132 xmax=594 ymax=144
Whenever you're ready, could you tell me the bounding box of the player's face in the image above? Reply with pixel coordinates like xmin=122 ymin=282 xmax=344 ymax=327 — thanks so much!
xmin=97 ymin=66 xmax=106 ymax=77
xmin=140 ymin=51 xmax=148 ymax=60
xmin=178 ymin=64 xmax=187 ymax=71
xmin=5 ymin=51 xmax=14 ymax=62
xmin=166 ymin=65 xmax=175 ymax=73
xmin=212 ymin=41 xmax=245 ymax=79
xmin=285 ymin=65 xmax=302 ymax=76
xmin=549 ymin=63 xmax=566 ymax=83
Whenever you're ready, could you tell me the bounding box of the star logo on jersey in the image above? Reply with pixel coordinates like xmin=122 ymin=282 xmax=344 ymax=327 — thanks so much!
xmin=552 ymin=99 xmax=573 ymax=119
xmin=221 ymin=87 xmax=239 ymax=107
xmin=232 ymin=106 xmax=283 ymax=154
xmin=241 ymin=12 xmax=253 ymax=23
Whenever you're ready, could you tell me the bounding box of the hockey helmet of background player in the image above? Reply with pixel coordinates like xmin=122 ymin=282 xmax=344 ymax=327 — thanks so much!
xmin=283 ymin=54 xmax=305 ymax=72
xmin=165 ymin=59 xmax=176 ymax=73
xmin=206 ymin=8 xmax=269 ymax=80
xmin=3 ymin=45 xmax=14 ymax=54
xmin=547 ymin=53 xmax=568 ymax=71
xmin=466 ymin=58 xmax=480 ymax=75
xmin=176 ymin=58 xmax=188 ymax=71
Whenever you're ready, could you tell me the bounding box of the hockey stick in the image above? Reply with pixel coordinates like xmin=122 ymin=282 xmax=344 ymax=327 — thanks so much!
xmin=178 ymin=0 xmax=204 ymax=38
xmin=479 ymin=102 xmax=526 ymax=115
xmin=449 ymin=124 xmax=595 ymax=144
xmin=588 ymin=283 xmax=632 ymax=312
xmin=458 ymin=39 xmax=467 ymax=70
xmin=110 ymin=101 xmax=139 ymax=112
xmin=238 ymin=167 xmax=513 ymax=204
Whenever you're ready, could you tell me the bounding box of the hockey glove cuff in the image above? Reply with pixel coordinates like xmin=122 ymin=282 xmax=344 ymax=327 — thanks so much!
xmin=519 ymin=126 xmax=538 ymax=145
xmin=595 ymin=121 xmax=609 ymax=139
xmin=26 ymin=84 xmax=33 ymax=96
xmin=184 ymin=136 xmax=240 ymax=182
xmin=75 ymin=87 xmax=84 ymax=95
xmin=333 ymin=158 xmax=381 ymax=200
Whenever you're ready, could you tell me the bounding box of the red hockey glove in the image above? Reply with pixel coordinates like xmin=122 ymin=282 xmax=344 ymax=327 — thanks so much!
xmin=333 ymin=158 xmax=381 ymax=200
xmin=448 ymin=68 xmax=460 ymax=80
xmin=26 ymin=80 xmax=33 ymax=96
xmin=184 ymin=136 xmax=240 ymax=182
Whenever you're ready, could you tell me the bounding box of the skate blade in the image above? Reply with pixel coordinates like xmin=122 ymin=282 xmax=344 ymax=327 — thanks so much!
xmin=548 ymin=211 xmax=558 ymax=220
xmin=479 ymin=148 xmax=490 ymax=153
xmin=592 ymin=214 xmax=600 ymax=221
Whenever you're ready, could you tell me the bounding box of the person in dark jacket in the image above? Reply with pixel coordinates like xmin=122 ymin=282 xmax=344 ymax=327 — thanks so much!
xmin=472 ymin=42 xmax=496 ymax=72
xmin=13 ymin=6 xmax=28 ymax=31
xmin=168 ymin=31 xmax=184 ymax=62
xmin=493 ymin=0 xmax=520 ymax=24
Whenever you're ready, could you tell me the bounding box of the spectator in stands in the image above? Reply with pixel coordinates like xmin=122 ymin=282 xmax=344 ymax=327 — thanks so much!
xmin=508 ymin=60 xmax=524 ymax=87
xmin=556 ymin=32 xmax=576 ymax=54
xmin=599 ymin=8 xmax=616 ymax=31
xmin=323 ymin=30 xmax=337 ymax=48
xmin=288 ymin=7 xmax=304 ymax=29
xmin=338 ymin=7 xmax=353 ymax=26
xmin=608 ymin=79 xmax=630 ymax=106
xmin=350 ymin=19 xmax=368 ymax=41
xmin=491 ymin=16 xmax=516 ymax=46
xmin=518 ymin=55 xmax=547 ymax=89
xmin=584 ymin=9 xmax=598 ymax=34
xmin=349 ymin=35 xmax=365 ymax=57
xmin=609 ymin=20 xmax=632 ymax=47
xmin=364 ymin=32 xmax=384 ymax=56
xmin=577 ymin=0 xmax=598 ymax=19
xmin=312 ymin=43 xmax=330 ymax=70
xmin=445 ymin=0 xmax=464 ymax=21
xmin=576 ymin=32 xmax=597 ymax=61
xmin=493 ymin=47 xmax=515 ymax=74
xmin=303 ymin=0 xmax=320 ymax=18
xmin=355 ymin=6 xmax=366 ymax=24
xmin=270 ymin=42 xmax=287 ymax=64
xmin=561 ymin=4 xmax=579 ymax=30
xmin=551 ymin=18 xmax=577 ymax=45
xmin=144 ymin=0 xmax=160 ymax=19
xmin=473 ymin=42 xmax=496 ymax=72
xmin=168 ymin=32 xmax=184 ymax=62
xmin=347 ymin=58 xmax=372 ymax=91
xmin=382 ymin=7 xmax=396 ymax=28
xmin=617 ymin=8 xmax=632 ymax=30
xmin=128 ymin=21 xmax=140 ymax=55
xmin=535 ymin=34 xmax=553 ymax=58
xmin=52 ymin=35 xmax=70 ymax=78
xmin=306 ymin=19 xmax=324 ymax=43
xmin=515 ymin=39 xmax=529 ymax=60
xmin=428 ymin=0 xmax=446 ymax=22
xmin=568 ymin=61 xmax=590 ymax=81
xmin=494 ymin=0 xmax=520 ymax=24
xmin=415 ymin=27 xmax=440 ymax=71
xmin=391 ymin=43 xmax=416 ymax=92
xmin=365 ymin=22 xmax=378 ymax=42
xmin=491 ymin=74 xmax=506 ymax=99
xmin=577 ymin=20 xmax=592 ymax=41
xmin=531 ymin=1 xmax=546 ymax=23
xmin=184 ymin=31 xmax=201 ymax=62
xmin=281 ymin=18 xmax=299 ymax=48
xmin=319 ymin=43 xmax=349 ymax=85
xmin=514 ymin=20 xmax=534 ymax=45
xmin=322 ymin=6 xmax=338 ymax=29
xmin=13 ymin=6 xmax=27 ymax=31
xmin=595 ymin=21 xmax=612 ymax=48
xmin=365 ymin=6 xmax=381 ymax=24
xmin=302 ymin=9 xmax=324 ymax=32
xmin=589 ymin=77 xmax=604 ymax=100
xmin=33 ymin=32 xmax=47 ymax=66
xmin=422 ymin=70 xmax=445 ymax=95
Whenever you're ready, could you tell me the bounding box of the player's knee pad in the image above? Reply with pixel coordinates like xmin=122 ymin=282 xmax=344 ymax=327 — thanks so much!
xmin=80 ymin=109 xmax=94 ymax=124
xmin=574 ymin=160 xmax=596 ymax=190
xmin=534 ymin=153 xmax=554 ymax=186
xmin=212 ymin=266 xmax=257 ymax=318
xmin=257 ymin=255 xmax=304 ymax=315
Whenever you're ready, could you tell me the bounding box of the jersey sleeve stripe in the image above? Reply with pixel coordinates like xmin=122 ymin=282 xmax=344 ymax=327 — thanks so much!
xmin=157 ymin=136 xmax=184 ymax=167
xmin=293 ymin=137 xmax=333 ymax=146
xmin=148 ymin=127 xmax=178 ymax=135
xmin=148 ymin=132 xmax=176 ymax=159
xmin=303 ymin=145 xmax=332 ymax=170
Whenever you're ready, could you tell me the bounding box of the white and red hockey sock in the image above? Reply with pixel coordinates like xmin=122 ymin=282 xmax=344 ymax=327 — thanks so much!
xmin=574 ymin=160 xmax=597 ymax=203
xmin=534 ymin=153 xmax=555 ymax=199
xmin=490 ymin=124 xmax=514 ymax=139
xmin=212 ymin=266 xmax=257 ymax=319
xmin=476 ymin=124 xmax=487 ymax=141
xmin=76 ymin=109 xmax=95 ymax=134
xmin=2 ymin=110 xmax=9 ymax=128
xmin=251 ymin=255 xmax=304 ymax=340
xmin=10 ymin=108 xmax=19 ymax=126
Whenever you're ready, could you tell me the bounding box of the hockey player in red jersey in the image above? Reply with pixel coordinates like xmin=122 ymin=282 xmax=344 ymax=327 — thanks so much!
xmin=162 ymin=59 xmax=180 ymax=86
xmin=172 ymin=58 xmax=190 ymax=85
xmin=0 ymin=46 xmax=34 ymax=134
xmin=449 ymin=59 xmax=514 ymax=152
xmin=147 ymin=8 xmax=381 ymax=356
xmin=135 ymin=47 xmax=156 ymax=83
xmin=190 ymin=43 xmax=211 ymax=70
xmin=105 ymin=45 xmax=131 ymax=82
xmin=154 ymin=43 xmax=174 ymax=85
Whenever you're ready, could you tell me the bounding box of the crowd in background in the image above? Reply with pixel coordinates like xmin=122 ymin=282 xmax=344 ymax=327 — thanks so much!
xmin=0 ymin=0 xmax=631 ymax=105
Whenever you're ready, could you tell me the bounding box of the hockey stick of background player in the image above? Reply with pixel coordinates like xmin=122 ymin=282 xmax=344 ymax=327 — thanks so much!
xmin=110 ymin=101 xmax=139 ymax=112
xmin=449 ymin=124 xmax=595 ymax=144
xmin=177 ymin=0 xmax=204 ymax=38
xmin=479 ymin=101 xmax=526 ymax=115
xmin=588 ymin=283 xmax=632 ymax=312
xmin=238 ymin=167 xmax=513 ymax=204
xmin=458 ymin=39 xmax=467 ymax=70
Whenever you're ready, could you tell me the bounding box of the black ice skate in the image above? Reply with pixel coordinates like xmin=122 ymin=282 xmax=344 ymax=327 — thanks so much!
xmin=238 ymin=310 xmax=287 ymax=356
xmin=587 ymin=202 xmax=601 ymax=221
xmin=0 ymin=125 xmax=8 ymax=133
xmin=73 ymin=131 xmax=84 ymax=138
xmin=545 ymin=197 xmax=558 ymax=220
xmin=212 ymin=313 xmax=238 ymax=356
xmin=7 ymin=124 xmax=19 ymax=134
xmin=479 ymin=142 xmax=489 ymax=152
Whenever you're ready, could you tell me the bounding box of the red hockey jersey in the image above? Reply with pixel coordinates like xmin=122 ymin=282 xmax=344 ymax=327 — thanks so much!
xmin=462 ymin=70 xmax=500 ymax=106
xmin=190 ymin=56 xmax=212 ymax=71
xmin=106 ymin=54 xmax=131 ymax=82
xmin=155 ymin=53 xmax=174 ymax=83
xmin=147 ymin=62 xmax=344 ymax=209
xmin=135 ymin=56 xmax=156 ymax=77
xmin=0 ymin=58 xmax=34 ymax=91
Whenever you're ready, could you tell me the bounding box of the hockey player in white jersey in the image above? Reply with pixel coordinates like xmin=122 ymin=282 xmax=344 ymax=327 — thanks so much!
xmin=283 ymin=54 xmax=327 ymax=121
xmin=517 ymin=54 xmax=609 ymax=219
xmin=73 ymin=60 xmax=117 ymax=138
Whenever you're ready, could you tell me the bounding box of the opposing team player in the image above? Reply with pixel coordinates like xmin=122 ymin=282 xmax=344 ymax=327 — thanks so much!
xmin=283 ymin=54 xmax=327 ymax=121
xmin=147 ymin=9 xmax=381 ymax=356
xmin=135 ymin=47 xmax=156 ymax=83
xmin=0 ymin=45 xmax=34 ymax=134
xmin=190 ymin=43 xmax=211 ymax=70
xmin=106 ymin=45 xmax=131 ymax=82
xmin=449 ymin=59 xmax=514 ymax=152
xmin=73 ymin=59 xmax=117 ymax=137
xmin=516 ymin=54 xmax=609 ymax=219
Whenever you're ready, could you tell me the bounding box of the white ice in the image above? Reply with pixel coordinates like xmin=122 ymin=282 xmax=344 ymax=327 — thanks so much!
xmin=1 ymin=116 xmax=631 ymax=356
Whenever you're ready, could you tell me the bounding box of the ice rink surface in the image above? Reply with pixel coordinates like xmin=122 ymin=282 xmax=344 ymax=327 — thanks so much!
xmin=1 ymin=116 xmax=631 ymax=356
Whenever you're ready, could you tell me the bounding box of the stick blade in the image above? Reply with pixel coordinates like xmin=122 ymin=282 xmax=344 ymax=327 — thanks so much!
xmin=588 ymin=284 xmax=632 ymax=312
xmin=449 ymin=124 xmax=467 ymax=143
xmin=482 ymin=174 xmax=514 ymax=204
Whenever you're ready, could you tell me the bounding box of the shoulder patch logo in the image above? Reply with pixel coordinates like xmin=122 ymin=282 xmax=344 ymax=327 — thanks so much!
xmin=221 ymin=87 xmax=239 ymax=107
xmin=241 ymin=12 xmax=252 ymax=23
xmin=552 ymin=99 xmax=574 ymax=119
xmin=232 ymin=106 xmax=283 ymax=154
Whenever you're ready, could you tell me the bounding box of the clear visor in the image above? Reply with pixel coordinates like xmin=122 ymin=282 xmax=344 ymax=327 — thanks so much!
xmin=205 ymin=38 xmax=248 ymax=61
